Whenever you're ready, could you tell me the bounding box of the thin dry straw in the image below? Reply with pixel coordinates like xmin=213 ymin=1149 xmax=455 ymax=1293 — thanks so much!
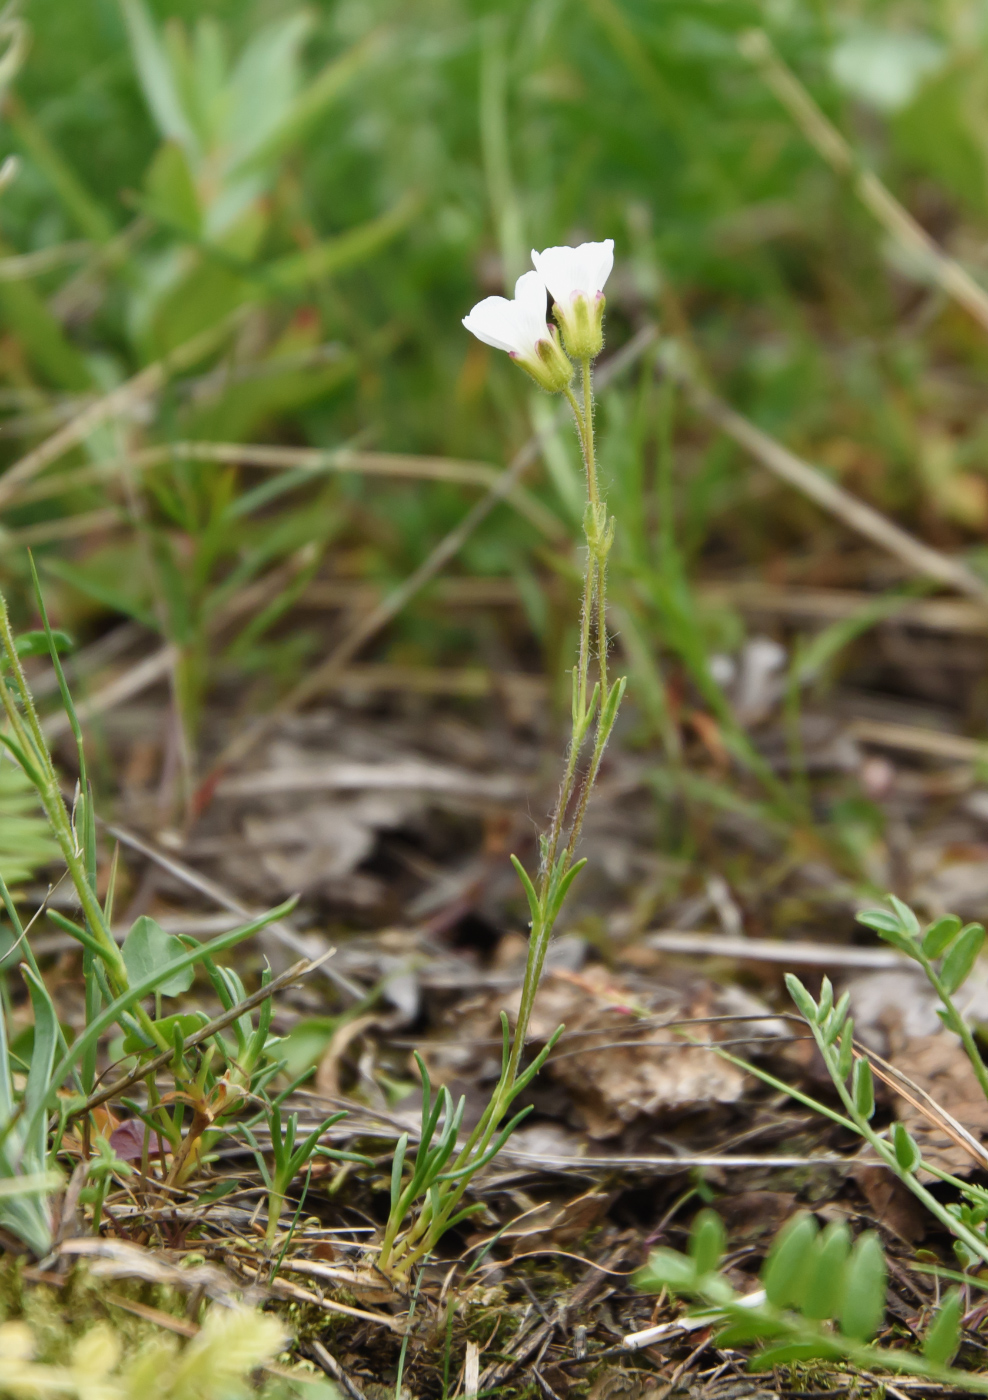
xmin=740 ymin=29 xmax=988 ymax=337
xmin=193 ymin=322 xmax=661 ymax=797
xmin=658 ymin=342 xmax=988 ymax=605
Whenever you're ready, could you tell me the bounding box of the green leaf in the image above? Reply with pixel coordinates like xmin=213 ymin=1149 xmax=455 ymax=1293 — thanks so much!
xmin=893 ymin=1121 xmax=922 ymax=1174
xmin=122 ymin=916 xmax=195 ymax=997
xmin=13 ymin=630 xmax=73 ymax=659
xmin=634 ymin=1248 xmax=697 ymax=1294
xmin=840 ymin=1230 xmax=886 ymax=1341
xmin=784 ymin=974 xmax=818 ymax=1023
xmin=689 ymin=1209 xmax=726 ymax=1277
xmin=762 ymin=1212 xmax=818 ymax=1308
xmin=923 ymin=914 xmax=963 ymax=958
xmin=817 ymin=976 xmax=834 ymax=1021
xmin=803 ymin=1222 xmax=850 ymax=1320
xmin=390 ymin=1133 xmax=408 ymax=1211
xmin=822 ymin=990 xmax=850 ymax=1045
xmin=837 ymin=1021 xmax=854 ymax=1081
xmin=940 ymin=923 xmax=985 ymax=994
xmin=715 ymin=1312 xmax=789 ymax=1346
xmin=510 ymin=855 xmax=541 ymax=929
xmin=889 ymin=895 xmax=921 ymax=936
xmin=195 ymin=1179 xmax=240 ymax=1205
xmin=120 ymin=0 xmax=198 ymax=154
xmin=122 ymin=1011 xmax=207 ymax=1055
xmin=856 ymin=908 xmax=902 ymax=935
xmin=750 ymin=1338 xmax=844 ymax=1370
xmin=923 ymin=1286 xmax=962 ymax=1366
xmin=852 ymin=1057 xmax=875 ymax=1119
xmin=144 ymin=140 xmax=201 ymax=236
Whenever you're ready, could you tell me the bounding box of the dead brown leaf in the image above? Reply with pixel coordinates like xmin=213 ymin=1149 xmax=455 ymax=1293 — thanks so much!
xmin=888 ymin=1032 xmax=988 ymax=1176
xmin=853 ymin=1165 xmax=927 ymax=1243
xmin=502 ymin=970 xmax=747 ymax=1139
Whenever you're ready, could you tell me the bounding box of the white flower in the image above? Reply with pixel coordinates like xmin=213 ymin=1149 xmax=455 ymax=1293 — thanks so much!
xmin=462 ymin=270 xmax=573 ymax=393
xmin=530 ymin=239 xmax=614 ymax=360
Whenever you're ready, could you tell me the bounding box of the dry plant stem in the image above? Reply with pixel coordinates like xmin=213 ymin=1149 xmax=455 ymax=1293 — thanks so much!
xmin=661 ymin=347 xmax=988 ymax=605
xmin=0 ymin=314 xmax=243 ymax=510
xmin=740 ymin=29 xmax=988 ymax=337
xmin=74 ymin=955 xmax=322 ymax=1115
xmin=196 ymin=323 xmax=657 ymax=791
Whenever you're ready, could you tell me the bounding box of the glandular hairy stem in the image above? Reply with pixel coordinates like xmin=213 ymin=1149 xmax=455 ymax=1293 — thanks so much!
xmin=378 ymin=342 xmax=627 ymax=1283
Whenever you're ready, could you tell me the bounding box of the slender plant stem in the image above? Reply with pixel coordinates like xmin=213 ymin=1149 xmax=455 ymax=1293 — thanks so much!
xmin=926 ymin=966 xmax=988 ymax=1106
xmin=381 ymin=348 xmax=625 ymax=1280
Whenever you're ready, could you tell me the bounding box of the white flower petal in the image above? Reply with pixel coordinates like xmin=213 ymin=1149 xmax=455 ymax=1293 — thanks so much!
xmin=531 ymin=239 xmax=614 ymax=304
xmin=462 ymin=273 xmax=550 ymax=358
xmin=513 ymin=270 xmax=551 ymax=350
xmin=462 ymin=296 xmax=524 ymax=355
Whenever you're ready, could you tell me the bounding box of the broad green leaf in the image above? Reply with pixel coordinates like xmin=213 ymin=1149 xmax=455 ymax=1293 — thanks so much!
xmin=144 ymin=140 xmax=201 ymax=236
xmin=888 ymin=895 xmax=921 ymax=936
xmin=762 ymin=1212 xmax=818 ymax=1308
xmin=894 ymin=1121 xmax=921 ymax=1174
xmin=122 ymin=1010 xmax=207 ymax=1055
xmin=634 ymin=1247 xmax=697 ymax=1293
xmin=14 ymin=630 xmax=73 ymax=659
xmin=716 ymin=1312 xmax=789 ymax=1346
xmin=940 ymin=923 xmax=985 ymax=994
xmin=784 ymin=974 xmax=817 ymax=1024
xmin=840 ymin=1231 xmax=886 ymax=1341
xmin=750 ymin=1338 xmax=844 ymax=1370
xmin=121 ymin=0 xmax=198 ymax=155
xmin=855 ymin=908 xmax=902 ymax=935
xmin=803 ymin=1222 xmax=850 ymax=1320
xmin=822 ymin=991 xmax=850 ymax=1045
xmin=837 ymin=1022 xmax=854 ymax=1081
xmin=122 ymin=916 xmax=194 ymax=997
xmin=852 ymin=1057 xmax=875 ymax=1119
xmin=923 ymin=1287 xmax=962 ymax=1366
xmin=817 ymin=976 xmax=833 ymax=1021
xmin=689 ymin=1209 xmax=726 ymax=1277
xmin=922 ymin=914 xmax=962 ymax=958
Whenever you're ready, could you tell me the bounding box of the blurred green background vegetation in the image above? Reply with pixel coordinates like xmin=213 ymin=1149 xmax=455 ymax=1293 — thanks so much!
xmin=1 ymin=0 xmax=987 ymax=842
